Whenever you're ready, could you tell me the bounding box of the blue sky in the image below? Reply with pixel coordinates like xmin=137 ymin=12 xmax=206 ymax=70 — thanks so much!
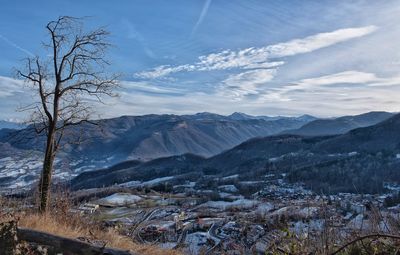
xmin=1 ymin=0 xmax=400 ymax=120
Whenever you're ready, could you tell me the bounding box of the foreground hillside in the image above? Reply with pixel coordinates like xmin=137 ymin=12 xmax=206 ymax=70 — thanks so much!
xmin=3 ymin=185 xmax=400 ymax=255
xmin=0 ymin=196 xmax=182 ymax=255
xmin=63 ymin=114 xmax=400 ymax=254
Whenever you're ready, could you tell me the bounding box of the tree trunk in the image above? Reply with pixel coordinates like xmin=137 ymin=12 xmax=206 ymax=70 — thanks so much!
xmin=38 ymin=128 xmax=55 ymax=213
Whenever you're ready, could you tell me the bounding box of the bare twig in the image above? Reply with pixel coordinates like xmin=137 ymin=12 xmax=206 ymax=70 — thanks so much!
xmin=330 ymin=233 xmax=400 ymax=255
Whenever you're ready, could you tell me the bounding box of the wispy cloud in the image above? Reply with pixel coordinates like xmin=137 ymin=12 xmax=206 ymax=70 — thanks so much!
xmin=264 ymin=26 xmax=377 ymax=58
xmin=0 ymin=76 xmax=31 ymax=120
xmin=281 ymin=71 xmax=378 ymax=93
xmin=135 ymin=26 xmax=377 ymax=79
xmin=121 ymin=80 xmax=187 ymax=96
xmin=282 ymin=71 xmax=400 ymax=93
xmin=2 ymin=70 xmax=400 ymax=120
xmin=219 ymin=69 xmax=276 ymax=100
xmin=260 ymin=71 xmax=400 ymax=103
xmin=0 ymin=34 xmax=34 ymax=57
xmin=191 ymin=0 xmax=212 ymax=37
xmin=122 ymin=19 xmax=156 ymax=59
xmin=0 ymin=76 xmax=24 ymax=97
xmin=100 ymin=71 xmax=400 ymax=118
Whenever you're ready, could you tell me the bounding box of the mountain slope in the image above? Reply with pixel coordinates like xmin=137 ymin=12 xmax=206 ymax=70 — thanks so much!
xmin=71 ymin=154 xmax=204 ymax=190
xmin=0 ymin=112 xmax=315 ymax=191
xmin=284 ymin=111 xmax=393 ymax=136
xmin=70 ymin=113 xmax=400 ymax=193
xmin=315 ymin=113 xmax=400 ymax=153
xmin=2 ymin=113 xmax=313 ymax=163
xmin=70 ymin=134 xmax=333 ymax=190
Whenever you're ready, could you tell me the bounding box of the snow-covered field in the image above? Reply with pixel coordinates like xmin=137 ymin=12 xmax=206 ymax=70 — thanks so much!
xmin=120 ymin=176 xmax=175 ymax=188
xmin=185 ymin=232 xmax=209 ymax=254
xmin=0 ymin=152 xmax=113 ymax=192
xmin=197 ymin=199 xmax=259 ymax=211
xmin=97 ymin=193 xmax=143 ymax=206
xmin=0 ymin=153 xmax=43 ymax=191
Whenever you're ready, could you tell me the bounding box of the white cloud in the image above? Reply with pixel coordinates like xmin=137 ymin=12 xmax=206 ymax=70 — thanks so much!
xmin=121 ymin=80 xmax=186 ymax=95
xmin=135 ymin=26 xmax=377 ymax=79
xmin=0 ymin=76 xmax=32 ymax=120
xmin=277 ymin=71 xmax=378 ymax=96
xmin=278 ymin=71 xmax=400 ymax=96
xmin=136 ymin=64 xmax=196 ymax=79
xmin=97 ymin=72 xmax=400 ymax=118
xmin=0 ymin=76 xmax=24 ymax=97
xmin=220 ymin=69 xmax=276 ymax=99
xmin=265 ymin=26 xmax=377 ymax=58
xmin=2 ymin=70 xmax=400 ymax=120
xmin=111 ymin=70 xmax=400 ymax=118
xmin=252 ymin=71 xmax=400 ymax=114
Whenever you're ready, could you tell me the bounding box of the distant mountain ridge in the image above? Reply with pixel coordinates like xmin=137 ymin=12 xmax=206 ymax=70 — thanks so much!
xmin=228 ymin=112 xmax=317 ymax=122
xmin=283 ymin=111 xmax=394 ymax=136
xmin=0 ymin=120 xmax=26 ymax=130
xmin=66 ymin=112 xmax=314 ymax=161
xmin=2 ymin=112 xmax=315 ymax=160
xmin=315 ymin=112 xmax=400 ymax=153
xmin=0 ymin=112 xmax=315 ymax=182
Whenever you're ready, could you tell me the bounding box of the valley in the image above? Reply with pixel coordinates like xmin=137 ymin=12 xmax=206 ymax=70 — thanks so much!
xmin=1 ymin=111 xmax=400 ymax=254
xmin=2 ymin=3 xmax=400 ymax=254
xmin=16 ymin=168 xmax=400 ymax=254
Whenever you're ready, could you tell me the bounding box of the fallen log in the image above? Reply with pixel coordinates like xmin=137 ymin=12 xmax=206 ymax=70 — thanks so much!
xmin=17 ymin=227 xmax=135 ymax=255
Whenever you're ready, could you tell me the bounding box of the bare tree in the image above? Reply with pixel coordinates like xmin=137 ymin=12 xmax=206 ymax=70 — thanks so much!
xmin=16 ymin=16 xmax=118 ymax=213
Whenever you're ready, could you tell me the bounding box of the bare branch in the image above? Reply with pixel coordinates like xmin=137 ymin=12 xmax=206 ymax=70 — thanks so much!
xmin=330 ymin=233 xmax=400 ymax=255
xmin=14 ymin=16 xmax=118 ymax=212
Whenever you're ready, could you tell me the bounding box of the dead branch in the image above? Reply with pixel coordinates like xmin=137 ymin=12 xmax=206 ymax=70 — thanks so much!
xmin=330 ymin=233 xmax=400 ymax=255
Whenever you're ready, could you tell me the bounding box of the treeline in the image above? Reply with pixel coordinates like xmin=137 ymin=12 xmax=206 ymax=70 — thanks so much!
xmin=285 ymin=153 xmax=400 ymax=194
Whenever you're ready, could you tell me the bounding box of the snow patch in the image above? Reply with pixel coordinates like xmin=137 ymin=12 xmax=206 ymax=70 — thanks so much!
xmin=97 ymin=193 xmax=142 ymax=206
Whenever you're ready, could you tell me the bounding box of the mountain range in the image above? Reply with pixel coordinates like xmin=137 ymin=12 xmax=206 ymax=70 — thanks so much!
xmin=0 ymin=112 xmax=315 ymax=190
xmin=0 ymin=111 xmax=398 ymax=193
xmin=70 ymin=111 xmax=400 ymax=194
xmin=0 ymin=112 xmax=315 ymax=163
xmin=283 ymin=111 xmax=394 ymax=136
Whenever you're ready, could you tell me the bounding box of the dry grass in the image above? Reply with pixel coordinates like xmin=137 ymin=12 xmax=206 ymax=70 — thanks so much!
xmin=0 ymin=196 xmax=182 ymax=255
xmin=14 ymin=212 xmax=183 ymax=255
